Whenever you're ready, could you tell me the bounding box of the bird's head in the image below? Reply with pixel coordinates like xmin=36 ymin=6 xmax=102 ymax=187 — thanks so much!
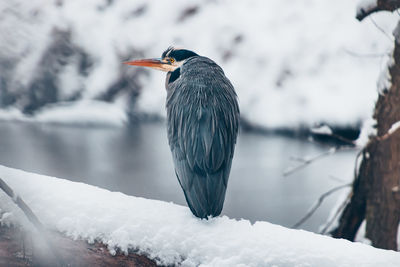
xmin=123 ymin=46 xmax=198 ymax=72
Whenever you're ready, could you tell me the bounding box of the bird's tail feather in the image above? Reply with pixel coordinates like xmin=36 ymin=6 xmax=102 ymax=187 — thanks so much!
xmin=181 ymin=169 xmax=228 ymax=219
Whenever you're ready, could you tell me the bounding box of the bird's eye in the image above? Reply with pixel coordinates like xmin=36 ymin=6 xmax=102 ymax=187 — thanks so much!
xmin=169 ymin=58 xmax=175 ymax=63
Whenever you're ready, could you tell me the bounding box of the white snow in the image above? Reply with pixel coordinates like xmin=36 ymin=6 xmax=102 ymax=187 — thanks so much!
xmin=33 ymin=100 xmax=128 ymax=126
xmin=355 ymin=118 xmax=377 ymax=146
xmin=377 ymin=51 xmax=394 ymax=94
xmin=0 ymin=108 xmax=26 ymax=122
xmin=311 ymin=125 xmax=333 ymax=135
xmin=0 ymin=164 xmax=399 ymax=266
xmin=0 ymin=0 xmax=398 ymax=129
xmin=357 ymin=119 xmax=400 ymax=145
xmin=355 ymin=221 xmax=373 ymax=245
xmin=388 ymin=121 xmax=400 ymax=135
xmin=0 ymin=100 xmax=127 ymax=127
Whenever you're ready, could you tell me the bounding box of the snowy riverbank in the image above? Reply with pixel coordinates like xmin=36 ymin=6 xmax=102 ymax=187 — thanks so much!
xmin=0 ymin=165 xmax=399 ymax=266
xmin=0 ymin=0 xmax=398 ymax=130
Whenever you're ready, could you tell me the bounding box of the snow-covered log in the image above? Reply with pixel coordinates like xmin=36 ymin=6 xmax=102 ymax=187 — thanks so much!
xmin=0 ymin=165 xmax=399 ymax=266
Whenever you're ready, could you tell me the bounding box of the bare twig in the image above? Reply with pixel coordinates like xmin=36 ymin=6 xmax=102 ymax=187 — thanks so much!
xmin=369 ymin=16 xmax=394 ymax=42
xmin=319 ymin=149 xmax=364 ymax=235
xmin=0 ymin=178 xmax=44 ymax=232
xmin=289 ymin=156 xmax=308 ymax=163
xmin=328 ymin=133 xmax=357 ymax=146
xmin=292 ymin=184 xmax=351 ymax=229
xmin=310 ymin=124 xmax=356 ymax=146
xmin=284 ymin=145 xmax=357 ymax=177
xmin=328 ymin=175 xmax=346 ymax=183
xmin=354 ymin=149 xmax=364 ymax=181
xmin=320 ymin=192 xmax=352 ymax=235
xmin=309 ymin=125 xmax=362 ymax=149
xmin=284 ymin=148 xmax=337 ymax=176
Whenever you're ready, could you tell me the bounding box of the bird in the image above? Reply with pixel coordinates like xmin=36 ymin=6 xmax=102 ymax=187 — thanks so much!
xmin=124 ymin=47 xmax=239 ymax=219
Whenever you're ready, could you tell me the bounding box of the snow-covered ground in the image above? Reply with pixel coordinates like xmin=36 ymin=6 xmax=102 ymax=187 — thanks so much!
xmin=0 ymin=100 xmax=128 ymax=127
xmin=0 ymin=165 xmax=399 ymax=266
xmin=0 ymin=0 xmax=398 ymax=129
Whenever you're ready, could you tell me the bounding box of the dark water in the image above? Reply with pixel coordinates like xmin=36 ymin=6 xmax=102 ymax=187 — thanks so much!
xmin=0 ymin=121 xmax=356 ymax=232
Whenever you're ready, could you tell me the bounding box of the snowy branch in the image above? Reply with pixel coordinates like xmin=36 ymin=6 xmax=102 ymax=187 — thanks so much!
xmin=0 ymin=178 xmax=63 ymax=264
xmin=310 ymin=125 xmax=357 ymax=146
xmin=356 ymin=0 xmax=400 ymax=21
xmin=0 ymin=178 xmax=44 ymax=231
xmin=377 ymin=120 xmax=400 ymax=140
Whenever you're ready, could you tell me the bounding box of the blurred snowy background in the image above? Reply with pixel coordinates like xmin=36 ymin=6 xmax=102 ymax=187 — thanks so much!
xmin=0 ymin=0 xmax=397 ymax=129
xmin=0 ymin=0 xmax=398 ymax=232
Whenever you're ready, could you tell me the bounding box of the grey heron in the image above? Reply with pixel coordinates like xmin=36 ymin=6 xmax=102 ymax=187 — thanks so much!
xmin=124 ymin=47 xmax=239 ymax=219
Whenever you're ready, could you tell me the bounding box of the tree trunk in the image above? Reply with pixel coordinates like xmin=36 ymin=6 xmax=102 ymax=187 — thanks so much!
xmin=332 ymin=3 xmax=400 ymax=250
xmin=364 ymin=26 xmax=400 ymax=249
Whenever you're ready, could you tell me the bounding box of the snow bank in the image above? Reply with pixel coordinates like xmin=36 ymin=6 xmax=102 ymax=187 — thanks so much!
xmin=0 ymin=165 xmax=399 ymax=266
xmin=0 ymin=100 xmax=127 ymax=127
xmin=0 ymin=0 xmax=398 ymax=129
xmin=33 ymin=100 xmax=128 ymax=126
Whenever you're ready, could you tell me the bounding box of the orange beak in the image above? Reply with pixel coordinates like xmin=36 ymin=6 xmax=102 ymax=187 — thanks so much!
xmin=123 ymin=58 xmax=174 ymax=72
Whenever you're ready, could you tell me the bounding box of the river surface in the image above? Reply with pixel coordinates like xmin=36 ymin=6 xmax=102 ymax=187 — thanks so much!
xmin=0 ymin=121 xmax=357 ymax=232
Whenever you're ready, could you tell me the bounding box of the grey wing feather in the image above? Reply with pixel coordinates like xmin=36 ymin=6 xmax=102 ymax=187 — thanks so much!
xmin=166 ymin=56 xmax=239 ymax=218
